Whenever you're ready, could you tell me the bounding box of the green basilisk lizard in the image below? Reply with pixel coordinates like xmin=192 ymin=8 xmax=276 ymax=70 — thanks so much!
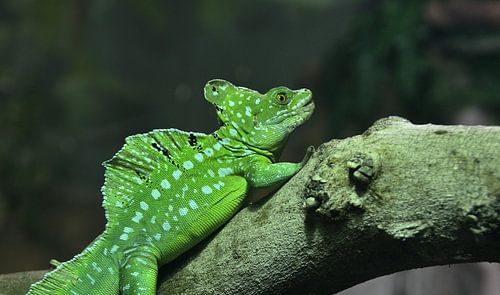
xmin=27 ymin=79 xmax=314 ymax=294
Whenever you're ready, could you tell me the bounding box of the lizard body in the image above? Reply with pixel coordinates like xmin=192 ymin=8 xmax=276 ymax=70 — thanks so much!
xmin=27 ymin=79 xmax=314 ymax=294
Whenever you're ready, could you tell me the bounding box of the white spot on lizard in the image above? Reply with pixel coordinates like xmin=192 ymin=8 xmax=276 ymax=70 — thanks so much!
xmin=161 ymin=179 xmax=171 ymax=189
xmin=194 ymin=153 xmax=204 ymax=162
xmin=183 ymin=161 xmax=194 ymax=170
xmin=151 ymin=189 xmax=161 ymax=200
xmin=110 ymin=245 xmax=119 ymax=253
xmin=179 ymin=207 xmax=188 ymax=216
xmin=132 ymin=212 xmax=143 ymax=223
xmin=172 ymin=170 xmax=182 ymax=180
xmin=140 ymin=201 xmax=149 ymax=211
xmin=204 ymin=148 xmax=214 ymax=157
xmin=189 ymin=200 xmax=198 ymax=209
xmin=218 ymin=167 xmax=233 ymax=177
xmin=202 ymin=186 xmax=213 ymax=194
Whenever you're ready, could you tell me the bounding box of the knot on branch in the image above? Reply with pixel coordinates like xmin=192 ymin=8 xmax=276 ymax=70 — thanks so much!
xmin=347 ymin=152 xmax=379 ymax=185
xmin=304 ymin=145 xmax=380 ymax=221
xmin=465 ymin=194 xmax=500 ymax=239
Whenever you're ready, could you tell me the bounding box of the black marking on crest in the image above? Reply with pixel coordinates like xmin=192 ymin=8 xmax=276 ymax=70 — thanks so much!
xmin=134 ymin=170 xmax=151 ymax=185
xmin=188 ymin=133 xmax=197 ymax=147
xmin=212 ymin=132 xmax=222 ymax=141
xmin=151 ymin=142 xmax=171 ymax=160
xmin=150 ymin=135 xmax=182 ymax=168
xmin=189 ymin=132 xmax=203 ymax=152
xmin=213 ymin=104 xmax=223 ymax=112
xmin=151 ymin=142 xmax=161 ymax=152
xmin=151 ymin=140 xmax=180 ymax=168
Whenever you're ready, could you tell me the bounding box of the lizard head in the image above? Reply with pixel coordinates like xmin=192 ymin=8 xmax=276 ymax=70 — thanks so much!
xmin=204 ymin=79 xmax=314 ymax=154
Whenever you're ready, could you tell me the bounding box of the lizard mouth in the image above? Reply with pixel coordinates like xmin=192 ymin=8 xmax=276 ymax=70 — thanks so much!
xmin=283 ymin=97 xmax=315 ymax=130
xmin=294 ymin=92 xmax=315 ymax=120
xmin=301 ymin=100 xmax=315 ymax=113
xmin=292 ymin=101 xmax=315 ymax=126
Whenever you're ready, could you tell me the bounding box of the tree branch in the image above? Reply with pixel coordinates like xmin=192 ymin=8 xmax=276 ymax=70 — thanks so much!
xmin=2 ymin=117 xmax=499 ymax=295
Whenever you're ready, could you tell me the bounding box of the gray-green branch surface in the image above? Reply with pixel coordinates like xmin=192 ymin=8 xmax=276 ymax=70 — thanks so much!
xmin=1 ymin=117 xmax=499 ymax=295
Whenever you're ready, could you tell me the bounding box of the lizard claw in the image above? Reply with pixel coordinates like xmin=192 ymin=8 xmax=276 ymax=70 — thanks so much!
xmin=300 ymin=145 xmax=315 ymax=166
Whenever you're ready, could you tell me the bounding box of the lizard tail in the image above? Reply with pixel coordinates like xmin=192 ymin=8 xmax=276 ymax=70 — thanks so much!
xmin=27 ymin=234 xmax=120 ymax=295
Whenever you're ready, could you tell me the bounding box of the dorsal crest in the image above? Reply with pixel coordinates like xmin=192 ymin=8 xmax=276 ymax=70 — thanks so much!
xmin=101 ymin=129 xmax=206 ymax=221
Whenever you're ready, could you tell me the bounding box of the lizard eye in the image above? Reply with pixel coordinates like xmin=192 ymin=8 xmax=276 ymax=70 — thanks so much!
xmin=275 ymin=93 xmax=288 ymax=105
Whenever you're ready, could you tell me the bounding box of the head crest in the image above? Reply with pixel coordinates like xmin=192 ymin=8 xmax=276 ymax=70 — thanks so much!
xmin=204 ymin=79 xmax=235 ymax=104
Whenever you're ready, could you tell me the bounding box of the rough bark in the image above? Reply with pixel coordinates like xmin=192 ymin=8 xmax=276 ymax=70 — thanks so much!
xmin=1 ymin=117 xmax=499 ymax=295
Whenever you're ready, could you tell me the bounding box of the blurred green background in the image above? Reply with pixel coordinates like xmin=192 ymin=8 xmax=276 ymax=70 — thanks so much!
xmin=1 ymin=0 xmax=499 ymax=294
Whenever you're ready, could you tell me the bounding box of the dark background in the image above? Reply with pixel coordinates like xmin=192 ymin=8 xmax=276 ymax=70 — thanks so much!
xmin=1 ymin=1 xmax=499 ymax=294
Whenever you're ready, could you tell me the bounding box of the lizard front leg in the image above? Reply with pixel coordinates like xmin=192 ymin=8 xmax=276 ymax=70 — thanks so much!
xmin=244 ymin=147 xmax=314 ymax=188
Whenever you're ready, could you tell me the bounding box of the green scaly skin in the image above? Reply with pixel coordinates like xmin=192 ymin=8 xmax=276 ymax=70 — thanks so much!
xmin=27 ymin=79 xmax=314 ymax=295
